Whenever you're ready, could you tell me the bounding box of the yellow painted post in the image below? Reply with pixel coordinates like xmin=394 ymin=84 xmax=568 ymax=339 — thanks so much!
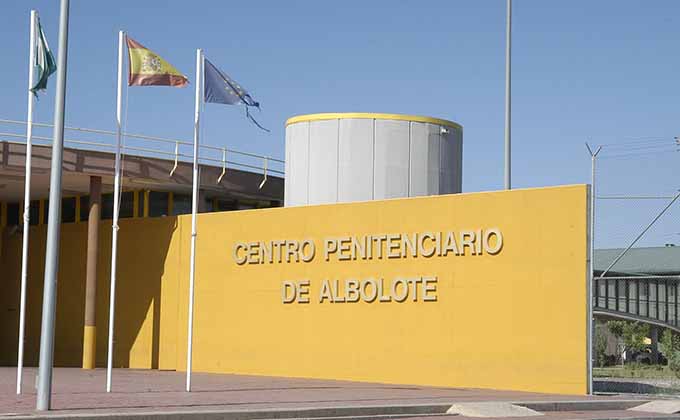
xmin=168 ymin=192 xmax=174 ymax=216
xmin=143 ymin=190 xmax=150 ymax=217
xmin=133 ymin=191 xmax=139 ymax=218
xmin=75 ymin=196 xmax=81 ymax=223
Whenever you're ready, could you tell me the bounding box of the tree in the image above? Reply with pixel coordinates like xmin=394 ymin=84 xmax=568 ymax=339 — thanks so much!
xmin=607 ymin=320 xmax=626 ymax=338
xmin=606 ymin=320 xmax=649 ymax=356
xmin=622 ymin=322 xmax=650 ymax=354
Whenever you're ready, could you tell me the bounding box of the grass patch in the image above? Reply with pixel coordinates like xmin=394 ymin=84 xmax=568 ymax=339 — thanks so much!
xmin=594 ymin=364 xmax=679 ymax=379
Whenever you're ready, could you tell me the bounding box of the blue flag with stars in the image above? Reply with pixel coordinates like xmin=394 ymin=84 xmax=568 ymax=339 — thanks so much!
xmin=203 ymin=58 xmax=269 ymax=132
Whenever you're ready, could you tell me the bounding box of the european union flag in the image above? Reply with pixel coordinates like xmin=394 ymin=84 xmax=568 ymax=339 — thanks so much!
xmin=204 ymin=58 xmax=269 ymax=132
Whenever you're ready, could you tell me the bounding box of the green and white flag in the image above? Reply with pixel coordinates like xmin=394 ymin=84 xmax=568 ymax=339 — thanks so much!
xmin=30 ymin=18 xmax=56 ymax=95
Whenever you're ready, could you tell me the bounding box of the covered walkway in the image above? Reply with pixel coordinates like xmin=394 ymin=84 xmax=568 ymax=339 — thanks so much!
xmin=593 ymin=246 xmax=680 ymax=332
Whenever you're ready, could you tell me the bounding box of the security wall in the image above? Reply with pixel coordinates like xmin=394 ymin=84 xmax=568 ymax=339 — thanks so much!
xmin=284 ymin=113 xmax=463 ymax=206
xmin=0 ymin=185 xmax=590 ymax=395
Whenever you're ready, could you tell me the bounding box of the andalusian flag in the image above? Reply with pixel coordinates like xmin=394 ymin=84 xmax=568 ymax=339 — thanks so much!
xmin=126 ymin=37 xmax=188 ymax=87
xmin=30 ymin=18 xmax=56 ymax=95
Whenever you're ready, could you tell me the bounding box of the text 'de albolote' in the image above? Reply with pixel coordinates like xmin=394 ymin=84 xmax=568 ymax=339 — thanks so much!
xmin=281 ymin=277 xmax=438 ymax=304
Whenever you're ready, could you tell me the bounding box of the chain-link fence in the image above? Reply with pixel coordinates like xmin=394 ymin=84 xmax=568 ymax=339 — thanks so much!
xmin=592 ymin=139 xmax=679 ymax=338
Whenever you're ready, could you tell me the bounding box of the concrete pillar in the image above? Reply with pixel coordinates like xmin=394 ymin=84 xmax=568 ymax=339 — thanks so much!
xmin=650 ymin=325 xmax=659 ymax=365
xmin=82 ymin=176 xmax=101 ymax=369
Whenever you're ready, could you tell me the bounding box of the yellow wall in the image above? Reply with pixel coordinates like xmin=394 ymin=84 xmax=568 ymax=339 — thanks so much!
xmin=178 ymin=184 xmax=590 ymax=394
xmin=0 ymin=185 xmax=589 ymax=395
xmin=0 ymin=217 xmax=179 ymax=370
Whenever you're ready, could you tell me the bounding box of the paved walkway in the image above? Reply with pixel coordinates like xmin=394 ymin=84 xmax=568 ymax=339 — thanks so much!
xmin=0 ymin=368 xmax=665 ymax=419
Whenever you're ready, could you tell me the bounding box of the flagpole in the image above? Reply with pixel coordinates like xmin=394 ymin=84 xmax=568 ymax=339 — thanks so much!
xmin=504 ymin=0 xmax=512 ymax=190
xmin=186 ymin=48 xmax=203 ymax=392
xmin=106 ymin=29 xmax=125 ymax=393
xmin=36 ymin=0 xmax=69 ymax=410
xmin=17 ymin=9 xmax=37 ymax=395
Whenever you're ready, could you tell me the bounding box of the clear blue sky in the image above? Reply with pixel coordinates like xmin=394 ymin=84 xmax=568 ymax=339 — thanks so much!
xmin=1 ymin=0 xmax=678 ymax=249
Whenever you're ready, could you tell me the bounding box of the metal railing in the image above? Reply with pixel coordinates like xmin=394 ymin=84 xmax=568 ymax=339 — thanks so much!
xmin=0 ymin=118 xmax=284 ymax=178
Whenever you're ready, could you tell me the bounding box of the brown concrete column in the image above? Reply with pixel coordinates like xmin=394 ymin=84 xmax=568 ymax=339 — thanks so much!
xmin=82 ymin=176 xmax=101 ymax=369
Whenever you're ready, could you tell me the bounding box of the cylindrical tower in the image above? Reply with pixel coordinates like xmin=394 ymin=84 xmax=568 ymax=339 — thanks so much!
xmin=284 ymin=113 xmax=462 ymax=206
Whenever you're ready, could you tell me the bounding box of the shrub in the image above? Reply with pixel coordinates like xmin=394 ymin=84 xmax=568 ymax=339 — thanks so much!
xmin=660 ymin=329 xmax=680 ymax=378
xmin=594 ymin=324 xmax=608 ymax=367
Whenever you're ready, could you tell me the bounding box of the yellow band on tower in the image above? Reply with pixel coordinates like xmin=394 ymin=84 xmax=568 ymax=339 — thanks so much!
xmin=285 ymin=113 xmax=462 ymax=131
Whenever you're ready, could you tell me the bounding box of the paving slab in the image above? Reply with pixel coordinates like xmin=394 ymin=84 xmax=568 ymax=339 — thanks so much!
xmin=521 ymin=400 xmax=648 ymax=412
xmin=629 ymin=400 xmax=680 ymax=414
xmin=446 ymin=402 xmax=542 ymax=417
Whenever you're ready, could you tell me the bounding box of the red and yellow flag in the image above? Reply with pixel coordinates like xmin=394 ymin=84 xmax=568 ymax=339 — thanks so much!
xmin=126 ymin=37 xmax=188 ymax=87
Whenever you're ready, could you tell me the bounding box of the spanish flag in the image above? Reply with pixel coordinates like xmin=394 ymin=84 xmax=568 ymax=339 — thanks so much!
xmin=126 ymin=37 xmax=188 ymax=87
